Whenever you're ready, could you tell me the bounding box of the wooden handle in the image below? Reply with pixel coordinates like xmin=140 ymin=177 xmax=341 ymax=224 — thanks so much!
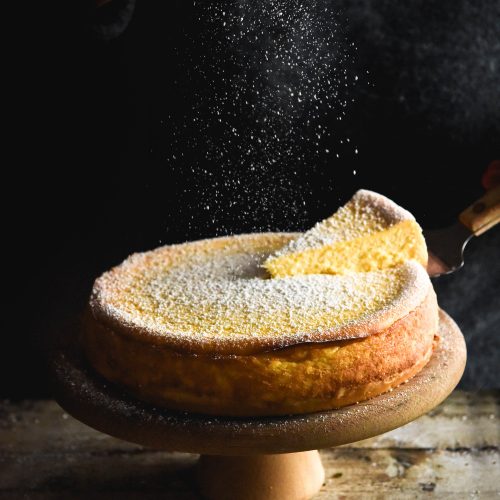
xmin=459 ymin=185 xmax=500 ymax=236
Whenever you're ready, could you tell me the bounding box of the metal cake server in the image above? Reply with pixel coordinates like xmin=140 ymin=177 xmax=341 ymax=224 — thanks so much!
xmin=424 ymin=185 xmax=500 ymax=277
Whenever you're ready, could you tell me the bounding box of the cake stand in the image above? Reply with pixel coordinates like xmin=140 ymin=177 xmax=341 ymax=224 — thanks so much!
xmin=50 ymin=310 xmax=466 ymax=500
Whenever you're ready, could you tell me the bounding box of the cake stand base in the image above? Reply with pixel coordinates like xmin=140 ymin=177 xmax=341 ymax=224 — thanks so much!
xmin=197 ymin=451 xmax=324 ymax=500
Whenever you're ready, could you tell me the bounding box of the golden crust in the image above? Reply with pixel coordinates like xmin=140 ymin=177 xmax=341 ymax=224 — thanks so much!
xmin=82 ymin=288 xmax=438 ymax=416
xmin=89 ymin=233 xmax=432 ymax=355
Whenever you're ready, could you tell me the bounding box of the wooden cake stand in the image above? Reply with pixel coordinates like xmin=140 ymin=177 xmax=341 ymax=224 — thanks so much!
xmin=50 ymin=310 xmax=466 ymax=500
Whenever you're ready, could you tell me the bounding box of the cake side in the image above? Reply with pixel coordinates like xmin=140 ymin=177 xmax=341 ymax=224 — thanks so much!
xmin=82 ymin=287 xmax=438 ymax=417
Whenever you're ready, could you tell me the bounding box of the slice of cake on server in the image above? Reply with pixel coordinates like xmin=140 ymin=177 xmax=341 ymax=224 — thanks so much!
xmin=265 ymin=189 xmax=427 ymax=277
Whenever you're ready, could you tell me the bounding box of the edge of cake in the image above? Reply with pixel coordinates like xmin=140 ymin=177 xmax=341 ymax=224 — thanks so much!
xmin=88 ymin=232 xmax=433 ymax=356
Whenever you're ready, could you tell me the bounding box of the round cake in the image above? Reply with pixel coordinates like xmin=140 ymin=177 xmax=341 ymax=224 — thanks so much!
xmin=83 ymin=229 xmax=438 ymax=416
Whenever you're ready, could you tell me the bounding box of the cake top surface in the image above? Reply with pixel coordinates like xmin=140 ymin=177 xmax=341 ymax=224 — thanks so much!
xmin=271 ymin=189 xmax=415 ymax=258
xmin=90 ymin=232 xmax=431 ymax=355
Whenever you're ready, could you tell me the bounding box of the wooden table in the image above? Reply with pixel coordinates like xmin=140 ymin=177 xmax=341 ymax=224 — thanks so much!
xmin=0 ymin=391 xmax=498 ymax=499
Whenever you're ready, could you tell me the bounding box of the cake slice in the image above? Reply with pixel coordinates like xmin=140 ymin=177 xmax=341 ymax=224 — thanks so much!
xmin=264 ymin=189 xmax=427 ymax=278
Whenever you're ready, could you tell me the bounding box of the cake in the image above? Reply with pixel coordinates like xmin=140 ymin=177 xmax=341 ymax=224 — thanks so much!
xmin=264 ymin=189 xmax=427 ymax=277
xmin=83 ymin=191 xmax=438 ymax=416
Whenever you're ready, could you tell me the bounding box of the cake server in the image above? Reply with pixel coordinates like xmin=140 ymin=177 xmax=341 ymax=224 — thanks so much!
xmin=424 ymin=184 xmax=500 ymax=277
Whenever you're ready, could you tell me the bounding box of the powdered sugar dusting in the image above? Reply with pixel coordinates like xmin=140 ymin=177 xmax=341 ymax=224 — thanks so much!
xmin=90 ymin=232 xmax=431 ymax=354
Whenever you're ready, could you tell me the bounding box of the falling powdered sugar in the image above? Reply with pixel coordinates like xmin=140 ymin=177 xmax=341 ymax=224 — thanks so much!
xmin=157 ymin=0 xmax=364 ymax=235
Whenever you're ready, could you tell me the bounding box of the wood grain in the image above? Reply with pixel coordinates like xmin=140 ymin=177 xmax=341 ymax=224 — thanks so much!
xmin=0 ymin=392 xmax=498 ymax=499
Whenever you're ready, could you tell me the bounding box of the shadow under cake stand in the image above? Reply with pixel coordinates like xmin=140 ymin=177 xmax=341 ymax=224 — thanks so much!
xmin=51 ymin=310 xmax=466 ymax=500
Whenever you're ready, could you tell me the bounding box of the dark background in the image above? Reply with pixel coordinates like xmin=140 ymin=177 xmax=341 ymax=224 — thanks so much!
xmin=7 ymin=0 xmax=499 ymax=399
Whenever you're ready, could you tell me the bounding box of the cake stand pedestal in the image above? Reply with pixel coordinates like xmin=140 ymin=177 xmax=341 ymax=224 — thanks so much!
xmin=50 ymin=310 xmax=466 ymax=500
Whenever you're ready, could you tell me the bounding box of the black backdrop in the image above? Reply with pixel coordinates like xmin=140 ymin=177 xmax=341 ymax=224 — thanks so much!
xmin=6 ymin=0 xmax=499 ymax=399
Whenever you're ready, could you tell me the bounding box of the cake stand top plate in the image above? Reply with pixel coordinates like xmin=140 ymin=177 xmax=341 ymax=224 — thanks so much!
xmin=51 ymin=309 xmax=466 ymax=455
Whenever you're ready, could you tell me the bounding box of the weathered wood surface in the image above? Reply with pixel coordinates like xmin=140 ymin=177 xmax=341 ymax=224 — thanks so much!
xmin=0 ymin=391 xmax=498 ymax=499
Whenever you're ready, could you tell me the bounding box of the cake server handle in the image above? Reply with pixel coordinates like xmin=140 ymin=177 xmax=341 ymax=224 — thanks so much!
xmin=458 ymin=185 xmax=500 ymax=236
xmin=424 ymin=161 xmax=500 ymax=277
